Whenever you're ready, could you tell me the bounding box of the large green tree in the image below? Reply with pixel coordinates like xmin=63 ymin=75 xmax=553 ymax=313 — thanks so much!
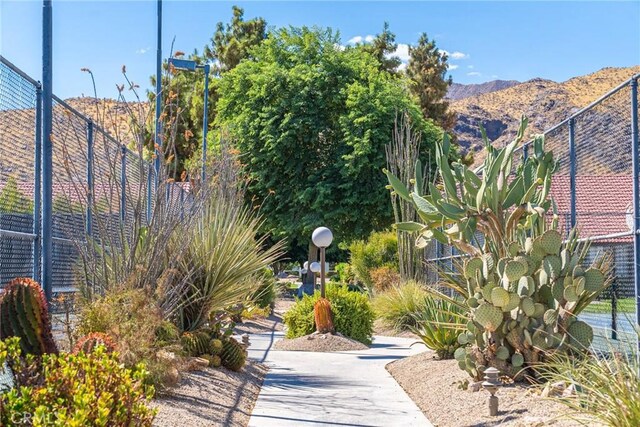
xmin=406 ymin=33 xmax=456 ymax=131
xmin=216 ymin=26 xmax=442 ymax=256
xmin=360 ymin=22 xmax=401 ymax=74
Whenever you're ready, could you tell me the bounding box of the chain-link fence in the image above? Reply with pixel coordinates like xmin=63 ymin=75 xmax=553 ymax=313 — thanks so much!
xmin=0 ymin=56 xmax=191 ymax=294
xmin=426 ymin=75 xmax=640 ymax=351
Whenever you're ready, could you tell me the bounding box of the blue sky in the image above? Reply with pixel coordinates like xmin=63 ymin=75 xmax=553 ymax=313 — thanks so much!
xmin=1 ymin=1 xmax=639 ymax=100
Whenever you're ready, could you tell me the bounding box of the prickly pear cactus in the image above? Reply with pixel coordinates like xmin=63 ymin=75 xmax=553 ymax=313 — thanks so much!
xmin=73 ymin=332 xmax=116 ymax=354
xmin=386 ymin=117 xmax=613 ymax=380
xmin=221 ymin=337 xmax=246 ymax=371
xmin=314 ymin=297 xmax=335 ymax=334
xmin=0 ymin=277 xmax=58 ymax=355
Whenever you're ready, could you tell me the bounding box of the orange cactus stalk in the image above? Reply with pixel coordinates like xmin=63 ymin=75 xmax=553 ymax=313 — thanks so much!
xmin=314 ymin=297 xmax=335 ymax=334
xmin=73 ymin=332 xmax=116 ymax=354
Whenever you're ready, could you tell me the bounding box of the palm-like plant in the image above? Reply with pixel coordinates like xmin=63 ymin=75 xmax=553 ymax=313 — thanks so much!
xmin=410 ymin=294 xmax=467 ymax=359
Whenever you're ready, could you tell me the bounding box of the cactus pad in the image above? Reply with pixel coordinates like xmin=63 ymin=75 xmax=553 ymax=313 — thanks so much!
xmin=543 ymin=309 xmax=558 ymax=325
xmin=539 ymin=230 xmax=562 ymax=254
xmin=505 ymin=260 xmax=527 ymax=282
xmin=543 ymin=255 xmax=562 ymax=279
xmin=521 ymin=297 xmax=535 ymax=317
xmin=474 ymin=303 xmax=503 ymax=332
xmin=464 ymin=257 xmax=483 ymax=279
xmin=512 ymin=352 xmax=524 ymax=367
xmin=517 ymin=276 xmax=535 ymax=297
xmin=568 ymin=321 xmax=593 ymax=349
xmin=583 ymin=268 xmax=605 ymax=292
xmin=496 ymin=346 xmax=510 ymax=360
xmin=490 ymin=287 xmax=510 ymax=307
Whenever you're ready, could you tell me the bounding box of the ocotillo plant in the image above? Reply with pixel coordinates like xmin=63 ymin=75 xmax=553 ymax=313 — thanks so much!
xmin=384 ymin=117 xmax=612 ymax=380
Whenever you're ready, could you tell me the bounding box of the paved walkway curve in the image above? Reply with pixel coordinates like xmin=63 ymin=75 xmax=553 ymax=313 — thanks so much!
xmin=247 ymin=330 xmax=433 ymax=427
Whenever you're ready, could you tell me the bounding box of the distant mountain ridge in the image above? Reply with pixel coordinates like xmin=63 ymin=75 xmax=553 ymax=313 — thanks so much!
xmin=449 ymin=66 xmax=640 ymax=166
xmin=446 ymin=80 xmax=520 ymax=100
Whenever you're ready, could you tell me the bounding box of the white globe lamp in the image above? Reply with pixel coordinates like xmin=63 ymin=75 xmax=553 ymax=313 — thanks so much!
xmin=312 ymin=226 xmax=332 ymax=298
xmin=309 ymin=262 xmax=321 ymax=273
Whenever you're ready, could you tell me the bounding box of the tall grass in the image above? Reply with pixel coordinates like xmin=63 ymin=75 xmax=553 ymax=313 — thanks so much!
xmin=537 ymin=328 xmax=640 ymax=426
xmin=372 ymin=280 xmax=427 ymax=331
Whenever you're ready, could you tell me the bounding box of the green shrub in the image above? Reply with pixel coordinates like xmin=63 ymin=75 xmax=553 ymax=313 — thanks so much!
xmin=334 ymin=262 xmax=355 ymax=284
xmin=283 ymin=284 xmax=374 ymax=344
xmin=0 ymin=337 xmax=156 ymax=426
xmin=250 ymin=267 xmax=276 ymax=310
xmin=372 ymin=281 xmax=427 ymax=331
xmin=349 ymin=230 xmax=398 ymax=290
xmin=410 ymin=295 xmax=467 ymax=359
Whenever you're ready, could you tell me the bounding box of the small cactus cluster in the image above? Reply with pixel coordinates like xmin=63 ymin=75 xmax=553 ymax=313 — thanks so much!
xmin=314 ymin=297 xmax=335 ymax=334
xmin=73 ymin=332 xmax=116 ymax=354
xmin=386 ymin=117 xmax=612 ymax=380
xmin=0 ymin=277 xmax=58 ymax=355
xmin=155 ymin=320 xmax=181 ymax=345
xmin=180 ymin=326 xmax=247 ymax=371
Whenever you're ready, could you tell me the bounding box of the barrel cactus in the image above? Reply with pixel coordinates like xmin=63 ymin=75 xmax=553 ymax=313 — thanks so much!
xmin=385 ymin=117 xmax=612 ymax=380
xmin=73 ymin=332 xmax=116 ymax=354
xmin=181 ymin=330 xmax=212 ymax=356
xmin=0 ymin=277 xmax=58 ymax=355
xmin=314 ymin=297 xmax=335 ymax=334
xmin=220 ymin=337 xmax=246 ymax=371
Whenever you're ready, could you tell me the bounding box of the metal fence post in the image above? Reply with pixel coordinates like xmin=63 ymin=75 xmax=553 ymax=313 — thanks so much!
xmin=33 ymin=83 xmax=42 ymax=283
xmin=41 ymin=0 xmax=53 ymax=302
xmin=630 ymin=77 xmax=640 ymax=356
xmin=120 ymin=146 xmax=126 ymax=223
xmin=569 ymin=117 xmax=577 ymax=231
xmin=86 ymin=120 xmax=94 ymax=237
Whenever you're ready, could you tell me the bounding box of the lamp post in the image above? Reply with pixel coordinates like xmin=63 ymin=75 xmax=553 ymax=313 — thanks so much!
xmin=310 ymin=261 xmax=321 ymax=290
xmin=311 ymin=227 xmax=333 ymax=298
xmin=167 ymin=57 xmax=210 ymax=183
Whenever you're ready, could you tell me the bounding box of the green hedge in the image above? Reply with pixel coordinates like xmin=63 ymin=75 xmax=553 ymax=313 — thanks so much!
xmin=283 ymin=284 xmax=374 ymax=344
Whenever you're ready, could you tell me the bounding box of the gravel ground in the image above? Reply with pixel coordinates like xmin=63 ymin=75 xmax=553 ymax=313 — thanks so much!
xmin=273 ymin=332 xmax=368 ymax=352
xmin=387 ymin=351 xmax=587 ymax=427
xmin=373 ymin=319 xmax=420 ymax=339
xmin=152 ymin=360 xmax=268 ymax=427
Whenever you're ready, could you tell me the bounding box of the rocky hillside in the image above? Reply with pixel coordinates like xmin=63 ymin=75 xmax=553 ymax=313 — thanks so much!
xmin=446 ymin=80 xmax=520 ymax=100
xmin=450 ymin=66 xmax=640 ymax=165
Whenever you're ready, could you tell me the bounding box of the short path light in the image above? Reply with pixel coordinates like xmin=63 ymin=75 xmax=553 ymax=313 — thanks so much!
xmin=311 ymin=227 xmax=333 ymax=298
xmin=482 ymin=367 xmax=501 ymax=416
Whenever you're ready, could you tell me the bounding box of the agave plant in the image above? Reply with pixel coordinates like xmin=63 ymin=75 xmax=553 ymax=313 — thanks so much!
xmin=385 ymin=117 xmax=613 ymax=380
xmin=177 ymin=196 xmax=285 ymax=331
xmin=410 ymin=294 xmax=467 ymax=359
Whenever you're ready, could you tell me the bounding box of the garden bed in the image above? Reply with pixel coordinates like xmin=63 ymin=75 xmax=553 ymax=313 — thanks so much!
xmin=152 ymin=360 xmax=268 ymax=427
xmin=386 ymin=351 xmax=586 ymax=427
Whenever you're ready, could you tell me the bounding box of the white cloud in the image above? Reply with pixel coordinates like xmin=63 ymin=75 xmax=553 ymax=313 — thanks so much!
xmin=136 ymin=47 xmax=150 ymax=55
xmin=467 ymin=71 xmax=481 ymax=76
xmin=441 ymin=50 xmax=469 ymax=60
xmin=335 ymin=43 xmax=346 ymax=51
xmin=491 ymin=74 xmax=499 ymax=78
xmin=347 ymin=35 xmax=375 ymax=45
xmin=393 ymin=43 xmax=410 ymax=62
xmin=397 ymin=62 xmax=408 ymax=72
xmin=467 ymin=65 xmax=474 ymax=69
xmin=449 ymin=51 xmax=468 ymax=60
xmin=448 ymin=64 xmax=459 ymax=70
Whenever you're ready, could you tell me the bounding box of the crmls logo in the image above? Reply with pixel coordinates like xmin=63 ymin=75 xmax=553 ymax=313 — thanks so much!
xmin=9 ymin=412 xmax=56 ymax=425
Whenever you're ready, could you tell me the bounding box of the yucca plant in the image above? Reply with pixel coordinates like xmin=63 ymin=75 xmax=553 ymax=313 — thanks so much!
xmin=385 ymin=116 xmax=613 ymax=380
xmin=177 ymin=196 xmax=284 ymax=331
xmin=410 ymin=295 xmax=467 ymax=359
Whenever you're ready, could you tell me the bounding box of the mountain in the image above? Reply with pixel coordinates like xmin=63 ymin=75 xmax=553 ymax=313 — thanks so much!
xmin=450 ymin=66 xmax=640 ymax=166
xmin=446 ymin=80 xmax=520 ymax=100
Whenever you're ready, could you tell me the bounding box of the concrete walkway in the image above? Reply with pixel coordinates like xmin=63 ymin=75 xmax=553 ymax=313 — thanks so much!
xmin=247 ymin=330 xmax=433 ymax=427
